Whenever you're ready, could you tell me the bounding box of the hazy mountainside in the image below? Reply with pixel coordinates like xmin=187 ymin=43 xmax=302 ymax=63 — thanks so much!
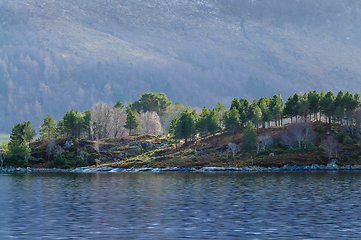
xmin=1 ymin=0 xmax=361 ymax=131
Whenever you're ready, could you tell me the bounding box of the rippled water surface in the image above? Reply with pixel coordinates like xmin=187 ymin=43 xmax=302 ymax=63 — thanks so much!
xmin=1 ymin=172 xmax=361 ymax=239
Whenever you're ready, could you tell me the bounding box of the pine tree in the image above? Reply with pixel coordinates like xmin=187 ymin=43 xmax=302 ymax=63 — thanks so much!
xmin=113 ymin=99 xmax=125 ymax=110
xmin=230 ymin=98 xmax=241 ymax=112
xmin=124 ymin=110 xmax=139 ymax=136
xmin=197 ymin=106 xmax=209 ymax=138
xmin=168 ymin=117 xmax=179 ymax=150
xmin=343 ymin=91 xmax=354 ymax=124
xmin=224 ymin=107 xmax=240 ymax=138
xmin=39 ymin=114 xmax=57 ymax=141
xmin=307 ymin=90 xmax=320 ymax=120
xmin=215 ymin=102 xmax=226 ymax=128
xmin=239 ymin=98 xmax=251 ymax=121
xmin=270 ymin=94 xmax=284 ymax=126
xmin=319 ymin=91 xmax=335 ymax=124
xmin=333 ymin=91 xmax=344 ymax=123
xmin=10 ymin=121 xmax=35 ymax=143
xmin=284 ymin=96 xmax=294 ymax=122
xmin=242 ymin=122 xmax=257 ymax=151
xmin=207 ymin=108 xmax=219 ymax=136
xmin=299 ymin=93 xmax=309 ymax=122
xmin=7 ymin=121 xmax=33 ymax=164
xmin=175 ymin=109 xmax=197 ymax=144
xmin=61 ymin=110 xmax=77 ymax=138
xmin=83 ymin=109 xmax=92 ymax=140
xmin=291 ymin=93 xmax=300 ymax=122
xmin=258 ymin=96 xmax=271 ymax=128
xmin=252 ymin=105 xmax=262 ymax=135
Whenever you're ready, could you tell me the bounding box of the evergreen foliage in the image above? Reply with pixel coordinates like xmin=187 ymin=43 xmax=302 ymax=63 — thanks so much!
xmin=124 ymin=110 xmax=139 ymax=136
xmin=83 ymin=110 xmax=92 ymax=140
xmin=307 ymin=90 xmax=320 ymax=120
xmin=175 ymin=109 xmax=197 ymax=143
xmin=252 ymin=99 xmax=262 ymax=135
xmin=270 ymin=94 xmax=284 ymax=126
xmin=319 ymin=91 xmax=336 ymax=124
xmin=10 ymin=121 xmax=35 ymax=143
xmin=127 ymin=92 xmax=171 ymax=117
xmin=242 ymin=122 xmax=257 ymax=151
xmin=39 ymin=115 xmax=57 ymax=141
xmin=6 ymin=121 xmax=34 ymax=165
xmin=258 ymin=96 xmax=271 ymax=128
xmin=197 ymin=107 xmax=209 ymax=138
xmin=113 ymin=100 xmax=125 ymax=110
xmin=207 ymin=108 xmax=219 ymax=136
xmin=224 ymin=107 xmax=240 ymax=137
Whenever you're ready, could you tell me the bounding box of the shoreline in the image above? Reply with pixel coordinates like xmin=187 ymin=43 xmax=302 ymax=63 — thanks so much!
xmin=2 ymin=164 xmax=361 ymax=173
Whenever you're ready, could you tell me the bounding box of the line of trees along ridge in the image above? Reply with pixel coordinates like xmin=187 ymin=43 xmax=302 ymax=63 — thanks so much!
xmin=168 ymin=90 xmax=361 ymax=144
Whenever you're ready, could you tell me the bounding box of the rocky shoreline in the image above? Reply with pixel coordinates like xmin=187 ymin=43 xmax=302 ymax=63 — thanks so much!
xmin=2 ymin=164 xmax=361 ymax=173
xmin=71 ymin=164 xmax=361 ymax=173
xmin=0 ymin=167 xmax=70 ymax=173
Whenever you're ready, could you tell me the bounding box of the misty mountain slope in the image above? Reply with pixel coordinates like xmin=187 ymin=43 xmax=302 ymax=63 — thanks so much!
xmin=22 ymin=0 xmax=361 ymax=90
xmin=1 ymin=0 xmax=361 ymax=131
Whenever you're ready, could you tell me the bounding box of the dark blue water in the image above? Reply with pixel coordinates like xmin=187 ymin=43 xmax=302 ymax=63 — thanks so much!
xmin=1 ymin=172 xmax=361 ymax=239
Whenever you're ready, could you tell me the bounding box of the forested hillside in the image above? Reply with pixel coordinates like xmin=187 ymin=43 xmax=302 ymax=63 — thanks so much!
xmin=1 ymin=0 xmax=361 ymax=131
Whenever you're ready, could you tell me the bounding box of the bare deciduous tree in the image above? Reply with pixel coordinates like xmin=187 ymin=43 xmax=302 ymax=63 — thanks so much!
xmin=257 ymin=135 xmax=273 ymax=152
xmin=112 ymin=108 xmax=127 ymax=138
xmin=321 ymin=136 xmax=341 ymax=160
xmin=47 ymin=138 xmax=56 ymax=162
xmin=94 ymin=138 xmax=101 ymax=164
xmin=227 ymin=142 xmax=239 ymax=160
xmin=92 ymin=102 xmax=113 ymax=139
xmin=282 ymin=123 xmax=316 ymax=149
xmin=140 ymin=111 xmax=163 ymax=136
xmin=281 ymin=130 xmax=295 ymax=149
xmin=288 ymin=123 xmax=304 ymax=148
xmin=302 ymin=122 xmax=316 ymax=148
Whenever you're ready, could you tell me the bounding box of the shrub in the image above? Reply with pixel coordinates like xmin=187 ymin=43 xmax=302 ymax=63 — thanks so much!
xmin=257 ymin=149 xmax=272 ymax=156
xmin=61 ymin=164 xmax=70 ymax=169
xmin=343 ymin=135 xmax=353 ymax=146
xmin=75 ymin=158 xmax=84 ymax=167
xmin=336 ymin=130 xmax=352 ymax=143
xmin=54 ymin=154 xmax=65 ymax=167
xmin=22 ymin=162 xmax=32 ymax=168
xmin=182 ymin=149 xmax=196 ymax=156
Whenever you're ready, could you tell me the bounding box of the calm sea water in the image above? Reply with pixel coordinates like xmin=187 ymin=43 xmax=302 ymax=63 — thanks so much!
xmin=1 ymin=172 xmax=361 ymax=239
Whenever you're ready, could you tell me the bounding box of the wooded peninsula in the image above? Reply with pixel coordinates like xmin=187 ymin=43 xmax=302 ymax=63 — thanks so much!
xmin=1 ymin=90 xmax=361 ymax=170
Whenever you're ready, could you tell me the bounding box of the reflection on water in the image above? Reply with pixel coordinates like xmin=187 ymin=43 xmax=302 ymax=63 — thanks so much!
xmin=1 ymin=172 xmax=361 ymax=239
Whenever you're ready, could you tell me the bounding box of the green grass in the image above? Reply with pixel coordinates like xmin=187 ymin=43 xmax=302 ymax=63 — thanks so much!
xmin=0 ymin=133 xmax=9 ymax=144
